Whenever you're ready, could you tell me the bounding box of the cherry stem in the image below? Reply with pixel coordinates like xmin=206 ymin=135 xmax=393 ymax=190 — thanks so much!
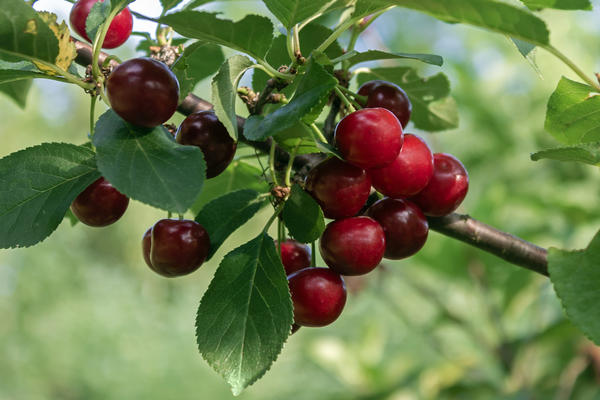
xmin=308 ymin=123 xmax=329 ymax=144
xmin=334 ymin=87 xmax=357 ymax=113
xmin=269 ymin=140 xmax=279 ymax=186
xmin=544 ymin=44 xmax=600 ymax=91
xmin=89 ymin=95 xmax=97 ymax=139
xmin=263 ymin=204 xmax=285 ymax=233
xmin=311 ymin=241 xmax=316 ymax=268
xmin=284 ymin=141 xmax=300 ymax=187
xmin=336 ymin=85 xmax=367 ymax=104
xmin=91 ymin=2 xmax=127 ymax=81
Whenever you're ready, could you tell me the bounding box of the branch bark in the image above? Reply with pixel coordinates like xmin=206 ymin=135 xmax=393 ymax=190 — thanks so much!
xmin=73 ymin=39 xmax=549 ymax=277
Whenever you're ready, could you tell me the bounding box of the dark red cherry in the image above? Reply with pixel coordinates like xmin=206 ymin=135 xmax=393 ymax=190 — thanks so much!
xmin=320 ymin=216 xmax=385 ymax=276
xmin=411 ymin=153 xmax=469 ymax=216
xmin=335 ymin=108 xmax=403 ymax=169
xmin=369 ymin=134 xmax=434 ymax=198
xmin=305 ymin=157 xmax=372 ymax=219
xmin=288 ymin=268 xmax=347 ymax=327
xmin=275 ymin=239 xmax=311 ymax=275
xmin=70 ymin=0 xmax=133 ymax=49
xmin=176 ymin=111 xmax=237 ymax=179
xmin=70 ymin=177 xmax=129 ymax=227
xmin=366 ymin=198 xmax=428 ymax=260
xmin=142 ymin=219 xmax=210 ymax=277
xmin=358 ymin=80 xmax=412 ymax=128
xmin=106 ymin=57 xmax=179 ymax=128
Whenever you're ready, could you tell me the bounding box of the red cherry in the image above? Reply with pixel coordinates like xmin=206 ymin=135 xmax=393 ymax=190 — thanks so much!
xmin=358 ymin=80 xmax=412 ymax=128
xmin=142 ymin=219 xmax=210 ymax=277
xmin=176 ymin=111 xmax=237 ymax=179
xmin=305 ymin=157 xmax=372 ymax=219
xmin=70 ymin=177 xmax=129 ymax=227
xmin=70 ymin=0 xmax=133 ymax=49
xmin=369 ymin=134 xmax=434 ymax=198
xmin=411 ymin=153 xmax=469 ymax=216
xmin=366 ymin=198 xmax=428 ymax=260
xmin=335 ymin=108 xmax=403 ymax=169
xmin=106 ymin=58 xmax=180 ymax=128
xmin=288 ymin=268 xmax=347 ymax=327
xmin=320 ymin=216 xmax=385 ymax=276
xmin=275 ymin=239 xmax=311 ymax=275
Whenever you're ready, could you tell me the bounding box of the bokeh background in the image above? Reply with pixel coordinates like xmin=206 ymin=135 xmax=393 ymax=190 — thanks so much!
xmin=2 ymin=1 xmax=600 ymax=399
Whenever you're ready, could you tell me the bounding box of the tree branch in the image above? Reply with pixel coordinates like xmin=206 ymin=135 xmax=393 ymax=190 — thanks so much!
xmin=73 ymin=39 xmax=549 ymax=277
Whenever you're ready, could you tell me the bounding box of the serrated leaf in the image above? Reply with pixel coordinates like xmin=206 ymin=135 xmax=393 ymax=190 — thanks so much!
xmin=282 ymin=184 xmax=325 ymax=243
xmin=0 ymin=60 xmax=48 ymax=82
xmin=545 ymin=77 xmax=600 ymax=144
xmin=211 ymin=55 xmax=254 ymax=140
xmin=531 ymin=142 xmax=600 ymax=166
xmin=0 ymin=80 xmax=32 ymax=108
xmin=92 ymin=110 xmax=206 ymax=214
xmin=262 ymin=0 xmax=337 ymax=29
xmin=196 ymin=233 xmax=293 ymax=395
xmin=161 ymin=0 xmax=185 ymax=11
xmin=352 ymin=0 xmax=549 ymax=46
xmin=33 ymin=12 xmax=77 ymax=74
xmin=357 ymin=67 xmax=458 ymax=131
xmin=245 ymin=60 xmax=337 ymax=141
xmin=346 ymin=50 xmax=443 ymax=67
xmin=520 ymin=0 xmax=591 ymax=11
xmin=85 ymin=0 xmax=111 ymax=43
xmin=172 ymin=41 xmax=224 ymax=101
xmin=549 ymin=230 xmax=600 ymax=345
xmin=195 ymin=189 xmax=266 ymax=260
xmin=0 ymin=143 xmax=100 ymax=249
xmin=0 ymin=0 xmax=59 ymax=64
xmin=160 ymin=12 xmax=274 ymax=60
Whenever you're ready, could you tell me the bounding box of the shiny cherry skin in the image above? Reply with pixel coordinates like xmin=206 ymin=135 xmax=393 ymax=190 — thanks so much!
xmin=366 ymin=198 xmax=428 ymax=260
xmin=320 ymin=216 xmax=385 ymax=276
xmin=287 ymin=268 xmax=347 ymax=327
xmin=70 ymin=0 xmax=132 ymax=49
xmin=70 ymin=177 xmax=129 ymax=227
xmin=369 ymin=134 xmax=434 ymax=198
xmin=335 ymin=108 xmax=403 ymax=169
xmin=411 ymin=153 xmax=469 ymax=217
xmin=142 ymin=219 xmax=210 ymax=277
xmin=176 ymin=111 xmax=237 ymax=179
xmin=106 ymin=58 xmax=180 ymax=128
xmin=358 ymin=80 xmax=412 ymax=128
xmin=275 ymin=239 xmax=311 ymax=275
xmin=305 ymin=157 xmax=372 ymax=219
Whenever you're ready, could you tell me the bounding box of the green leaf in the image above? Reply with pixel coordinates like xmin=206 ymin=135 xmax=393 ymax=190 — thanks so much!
xmin=545 ymin=77 xmax=600 ymax=144
xmin=353 ymin=0 xmax=550 ymax=46
xmin=0 ymin=0 xmax=59 ymax=64
xmin=531 ymin=142 xmax=600 ymax=166
xmin=346 ymin=50 xmax=443 ymax=67
xmin=211 ymin=55 xmax=254 ymax=140
xmin=171 ymin=41 xmax=224 ymax=101
xmin=160 ymin=0 xmax=185 ymax=11
xmin=92 ymin=110 xmax=206 ymax=214
xmin=85 ymin=0 xmax=111 ymax=43
xmin=244 ymin=60 xmax=337 ymax=141
xmin=190 ymin=160 xmax=270 ymax=214
xmin=0 ymin=143 xmax=100 ymax=249
xmin=357 ymin=67 xmax=458 ymax=131
xmin=195 ymin=190 xmax=266 ymax=260
xmin=136 ymin=37 xmax=187 ymax=54
xmin=275 ymin=123 xmax=321 ymax=155
xmin=160 ymin=12 xmax=274 ymax=60
xmin=262 ymin=0 xmax=335 ymax=29
xmin=282 ymin=184 xmax=325 ymax=243
xmin=196 ymin=233 xmax=293 ymax=395
xmin=0 ymin=60 xmax=48 ymax=82
xmin=520 ymin=0 xmax=591 ymax=11
xmin=0 ymin=79 xmax=32 ymax=108
xmin=549 ymin=230 xmax=600 ymax=345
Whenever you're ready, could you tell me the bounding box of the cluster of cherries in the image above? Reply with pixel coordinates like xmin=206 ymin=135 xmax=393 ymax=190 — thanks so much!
xmin=285 ymin=80 xmax=469 ymax=329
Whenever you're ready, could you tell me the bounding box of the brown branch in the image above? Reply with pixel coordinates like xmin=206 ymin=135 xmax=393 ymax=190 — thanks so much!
xmin=73 ymin=39 xmax=549 ymax=277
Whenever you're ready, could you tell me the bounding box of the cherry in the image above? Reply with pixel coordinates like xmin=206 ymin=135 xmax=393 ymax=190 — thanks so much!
xmin=275 ymin=239 xmax=311 ymax=275
xmin=70 ymin=0 xmax=133 ymax=49
xmin=369 ymin=134 xmax=434 ymax=198
xmin=305 ymin=157 xmax=372 ymax=219
xmin=176 ymin=111 xmax=237 ymax=179
xmin=106 ymin=58 xmax=180 ymax=128
xmin=70 ymin=177 xmax=129 ymax=227
xmin=334 ymin=108 xmax=403 ymax=169
xmin=357 ymin=80 xmax=412 ymax=128
xmin=142 ymin=219 xmax=210 ymax=277
xmin=366 ymin=198 xmax=428 ymax=260
xmin=320 ymin=216 xmax=385 ymax=276
xmin=411 ymin=153 xmax=469 ymax=217
xmin=287 ymin=268 xmax=347 ymax=327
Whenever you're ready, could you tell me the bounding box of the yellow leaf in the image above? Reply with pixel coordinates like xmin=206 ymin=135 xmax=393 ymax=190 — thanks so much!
xmin=33 ymin=12 xmax=77 ymax=75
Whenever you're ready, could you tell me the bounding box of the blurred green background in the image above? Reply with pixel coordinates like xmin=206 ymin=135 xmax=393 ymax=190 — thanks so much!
xmin=2 ymin=1 xmax=600 ymax=399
